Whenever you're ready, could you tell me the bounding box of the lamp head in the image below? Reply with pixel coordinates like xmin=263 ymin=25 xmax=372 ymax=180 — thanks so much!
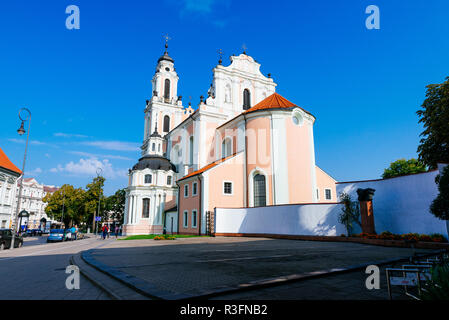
xmin=17 ymin=121 xmax=26 ymax=136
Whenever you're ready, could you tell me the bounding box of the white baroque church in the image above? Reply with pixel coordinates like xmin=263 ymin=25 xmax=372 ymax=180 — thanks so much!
xmin=123 ymin=43 xmax=337 ymax=236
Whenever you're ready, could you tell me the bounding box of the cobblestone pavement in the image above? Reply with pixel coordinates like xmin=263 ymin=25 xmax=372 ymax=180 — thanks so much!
xmin=0 ymin=237 xmax=113 ymax=300
xmin=87 ymin=237 xmax=436 ymax=299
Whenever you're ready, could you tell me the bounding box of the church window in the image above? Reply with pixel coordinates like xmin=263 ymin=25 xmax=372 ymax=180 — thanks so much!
xmin=243 ymin=89 xmax=251 ymax=110
xmin=189 ymin=136 xmax=194 ymax=164
xmin=192 ymin=182 xmax=198 ymax=196
xmin=165 ymin=67 xmax=170 ymax=71
xmin=163 ymin=115 xmax=170 ymax=133
xmin=158 ymin=144 xmax=161 ymax=152
xmin=142 ymin=198 xmax=150 ymax=218
xmin=221 ymin=138 xmax=232 ymax=158
xmin=292 ymin=109 xmax=304 ymax=126
xmin=184 ymin=184 xmax=189 ymax=197
xmin=145 ymin=174 xmax=152 ymax=184
xmin=183 ymin=211 xmax=188 ymax=228
xmin=325 ymin=189 xmax=332 ymax=200
xmin=152 ymin=143 xmax=155 ymax=151
xmin=192 ymin=210 xmax=197 ymax=228
xmin=254 ymin=174 xmax=266 ymax=207
xmin=164 ymin=79 xmax=171 ymax=101
xmin=167 ymin=176 xmax=172 ymax=185
xmin=223 ymin=182 xmax=233 ymax=195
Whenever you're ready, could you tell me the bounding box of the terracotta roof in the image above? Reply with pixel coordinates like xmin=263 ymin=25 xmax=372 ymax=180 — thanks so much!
xmin=177 ymin=153 xmax=239 ymax=182
xmin=44 ymin=186 xmax=59 ymax=193
xmin=0 ymin=147 xmax=21 ymax=175
xmin=243 ymin=92 xmax=312 ymax=116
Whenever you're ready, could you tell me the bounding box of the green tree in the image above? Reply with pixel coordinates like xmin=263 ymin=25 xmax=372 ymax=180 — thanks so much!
xmin=43 ymin=184 xmax=86 ymax=228
xmin=84 ymin=176 xmax=106 ymax=231
xmin=382 ymin=158 xmax=427 ymax=179
xmin=430 ymin=166 xmax=449 ymax=221
xmin=105 ymin=189 xmax=126 ymax=225
xmin=338 ymin=193 xmax=361 ymax=236
xmin=417 ymin=77 xmax=449 ymax=169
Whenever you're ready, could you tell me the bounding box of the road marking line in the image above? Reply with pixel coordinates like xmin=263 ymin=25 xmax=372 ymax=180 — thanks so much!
xmin=196 ymin=254 xmax=292 ymax=263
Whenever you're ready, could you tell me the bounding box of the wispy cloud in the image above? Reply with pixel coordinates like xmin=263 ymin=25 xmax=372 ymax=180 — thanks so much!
xmin=50 ymin=158 xmax=128 ymax=179
xmin=8 ymin=138 xmax=47 ymax=146
xmin=183 ymin=0 xmax=216 ymax=13
xmin=68 ymin=151 xmax=133 ymax=161
xmin=27 ymin=168 xmax=43 ymax=176
xmin=54 ymin=132 xmax=88 ymax=139
xmin=81 ymin=141 xmax=140 ymax=152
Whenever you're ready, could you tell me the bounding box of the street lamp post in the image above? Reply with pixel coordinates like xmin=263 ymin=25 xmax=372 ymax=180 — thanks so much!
xmin=94 ymin=168 xmax=102 ymax=237
xmin=61 ymin=189 xmax=65 ymax=228
xmin=10 ymin=108 xmax=31 ymax=251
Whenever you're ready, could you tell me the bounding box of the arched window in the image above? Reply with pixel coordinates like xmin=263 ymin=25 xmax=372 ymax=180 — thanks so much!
xmin=221 ymin=138 xmax=232 ymax=158
xmin=253 ymin=174 xmax=266 ymax=207
xmin=163 ymin=115 xmax=170 ymax=133
xmin=142 ymin=198 xmax=150 ymax=218
xmin=164 ymin=79 xmax=170 ymax=101
xmin=243 ymin=89 xmax=251 ymax=110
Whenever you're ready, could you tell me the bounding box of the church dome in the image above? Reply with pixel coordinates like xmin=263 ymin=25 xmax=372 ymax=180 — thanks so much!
xmin=132 ymin=155 xmax=177 ymax=172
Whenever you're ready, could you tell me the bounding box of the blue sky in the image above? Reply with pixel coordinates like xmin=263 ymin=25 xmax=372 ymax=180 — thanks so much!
xmin=1 ymin=0 xmax=448 ymax=195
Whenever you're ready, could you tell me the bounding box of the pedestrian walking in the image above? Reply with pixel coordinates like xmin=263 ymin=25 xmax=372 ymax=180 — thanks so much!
xmin=102 ymin=224 xmax=108 ymax=240
xmin=115 ymin=225 xmax=119 ymax=238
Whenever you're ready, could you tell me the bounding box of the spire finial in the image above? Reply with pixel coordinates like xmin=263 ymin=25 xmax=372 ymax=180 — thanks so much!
xmin=163 ymin=34 xmax=171 ymax=54
xmin=217 ymin=49 xmax=223 ymax=65
xmin=242 ymin=43 xmax=247 ymax=55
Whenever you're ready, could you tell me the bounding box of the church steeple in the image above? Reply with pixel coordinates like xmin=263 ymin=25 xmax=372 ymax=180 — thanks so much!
xmin=145 ymin=120 xmax=164 ymax=157
xmin=151 ymin=35 xmax=179 ymax=104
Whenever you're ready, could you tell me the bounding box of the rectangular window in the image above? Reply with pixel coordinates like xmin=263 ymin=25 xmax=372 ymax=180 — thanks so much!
xmin=183 ymin=211 xmax=188 ymax=228
xmin=142 ymin=199 xmax=150 ymax=218
xmin=316 ymin=188 xmax=320 ymax=200
xmin=325 ymin=189 xmax=332 ymax=200
xmin=1 ymin=220 xmax=6 ymax=228
xmin=223 ymin=182 xmax=233 ymax=195
xmin=192 ymin=210 xmax=197 ymax=228
xmin=184 ymin=184 xmax=189 ymax=197
xmin=167 ymin=176 xmax=172 ymax=185
xmin=192 ymin=182 xmax=198 ymax=196
xmin=145 ymin=174 xmax=152 ymax=184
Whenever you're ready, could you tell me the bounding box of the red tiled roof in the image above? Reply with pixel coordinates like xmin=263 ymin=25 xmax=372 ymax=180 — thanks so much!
xmin=177 ymin=153 xmax=239 ymax=182
xmin=243 ymin=92 xmax=312 ymax=116
xmin=0 ymin=147 xmax=22 ymax=175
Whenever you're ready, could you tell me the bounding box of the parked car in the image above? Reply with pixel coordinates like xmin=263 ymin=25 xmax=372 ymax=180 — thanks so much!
xmin=47 ymin=229 xmax=68 ymax=243
xmin=25 ymin=229 xmax=43 ymax=237
xmin=0 ymin=229 xmax=24 ymax=250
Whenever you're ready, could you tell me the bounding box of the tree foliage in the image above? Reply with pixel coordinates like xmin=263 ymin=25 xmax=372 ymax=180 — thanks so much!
xmin=430 ymin=166 xmax=449 ymax=221
xmin=84 ymin=176 xmax=106 ymax=228
xmin=43 ymin=184 xmax=86 ymax=228
xmin=105 ymin=188 xmax=126 ymax=224
xmin=338 ymin=193 xmax=361 ymax=236
xmin=382 ymin=158 xmax=427 ymax=179
xmin=417 ymin=77 xmax=449 ymax=169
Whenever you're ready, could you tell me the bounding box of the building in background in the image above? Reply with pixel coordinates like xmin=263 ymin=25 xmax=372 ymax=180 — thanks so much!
xmin=0 ymin=147 xmax=22 ymax=229
xmin=13 ymin=178 xmax=59 ymax=230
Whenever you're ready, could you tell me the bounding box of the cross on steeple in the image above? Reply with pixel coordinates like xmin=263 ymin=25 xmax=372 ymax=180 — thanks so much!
xmin=217 ymin=49 xmax=223 ymax=64
xmin=163 ymin=34 xmax=171 ymax=53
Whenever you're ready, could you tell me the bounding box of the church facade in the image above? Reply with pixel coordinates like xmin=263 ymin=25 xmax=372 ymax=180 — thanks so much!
xmin=123 ymin=44 xmax=337 ymax=236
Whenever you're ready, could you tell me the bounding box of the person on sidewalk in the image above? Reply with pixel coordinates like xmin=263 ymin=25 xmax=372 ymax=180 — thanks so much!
xmin=115 ymin=225 xmax=119 ymax=238
xmin=102 ymin=224 xmax=108 ymax=240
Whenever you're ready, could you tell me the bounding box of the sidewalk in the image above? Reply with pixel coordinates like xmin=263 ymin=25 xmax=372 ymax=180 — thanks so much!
xmin=75 ymin=236 xmax=441 ymax=300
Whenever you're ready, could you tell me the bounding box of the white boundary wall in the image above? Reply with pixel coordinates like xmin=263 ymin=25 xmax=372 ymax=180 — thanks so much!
xmin=337 ymin=164 xmax=449 ymax=238
xmin=215 ymin=203 xmax=346 ymax=236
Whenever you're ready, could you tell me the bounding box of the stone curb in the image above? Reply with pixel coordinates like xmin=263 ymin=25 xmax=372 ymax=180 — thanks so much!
xmin=82 ymin=249 xmax=192 ymax=300
xmin=80 ymin=246 xmax=446 ymax=300
xmin=69 ymin=254 xmax=121 ymax=300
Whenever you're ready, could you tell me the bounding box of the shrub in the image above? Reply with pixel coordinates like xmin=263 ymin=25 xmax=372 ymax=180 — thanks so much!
xmin=421 ymin=262 xmax=449 ymax=300
xmin=430 ymin=233 xmax=448 ymax=243
xmin=419 ymin=234 xmax=432 ymax=242
xmin=401 ymin=233 xmax=420 ymax=241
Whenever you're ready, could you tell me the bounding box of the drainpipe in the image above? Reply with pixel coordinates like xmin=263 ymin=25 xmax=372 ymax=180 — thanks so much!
xmin=198 ymin=176 xmax=202 ymax=236
xmin=175 ymin=180 xmax=180 ymax=235
xmin=243 ymin=114 xmax=248 ymax=207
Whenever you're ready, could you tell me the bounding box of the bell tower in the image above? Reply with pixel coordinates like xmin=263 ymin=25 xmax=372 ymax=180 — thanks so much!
xmin=142 ymin=36 xmax=189 ymax=156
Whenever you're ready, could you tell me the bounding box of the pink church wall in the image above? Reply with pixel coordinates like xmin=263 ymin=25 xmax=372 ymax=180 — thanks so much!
xmin=286 ymin=117 xmax=314 ymax=203
xmin=178 ymin=178 xmax=202 ymax=234
xmin=246 ymin=117 xmax=273 ymax=206
xmin=206 ymin=153 xmax=245 ymax=212
xmin=315 ymin=166 xmax=337 ymax=202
